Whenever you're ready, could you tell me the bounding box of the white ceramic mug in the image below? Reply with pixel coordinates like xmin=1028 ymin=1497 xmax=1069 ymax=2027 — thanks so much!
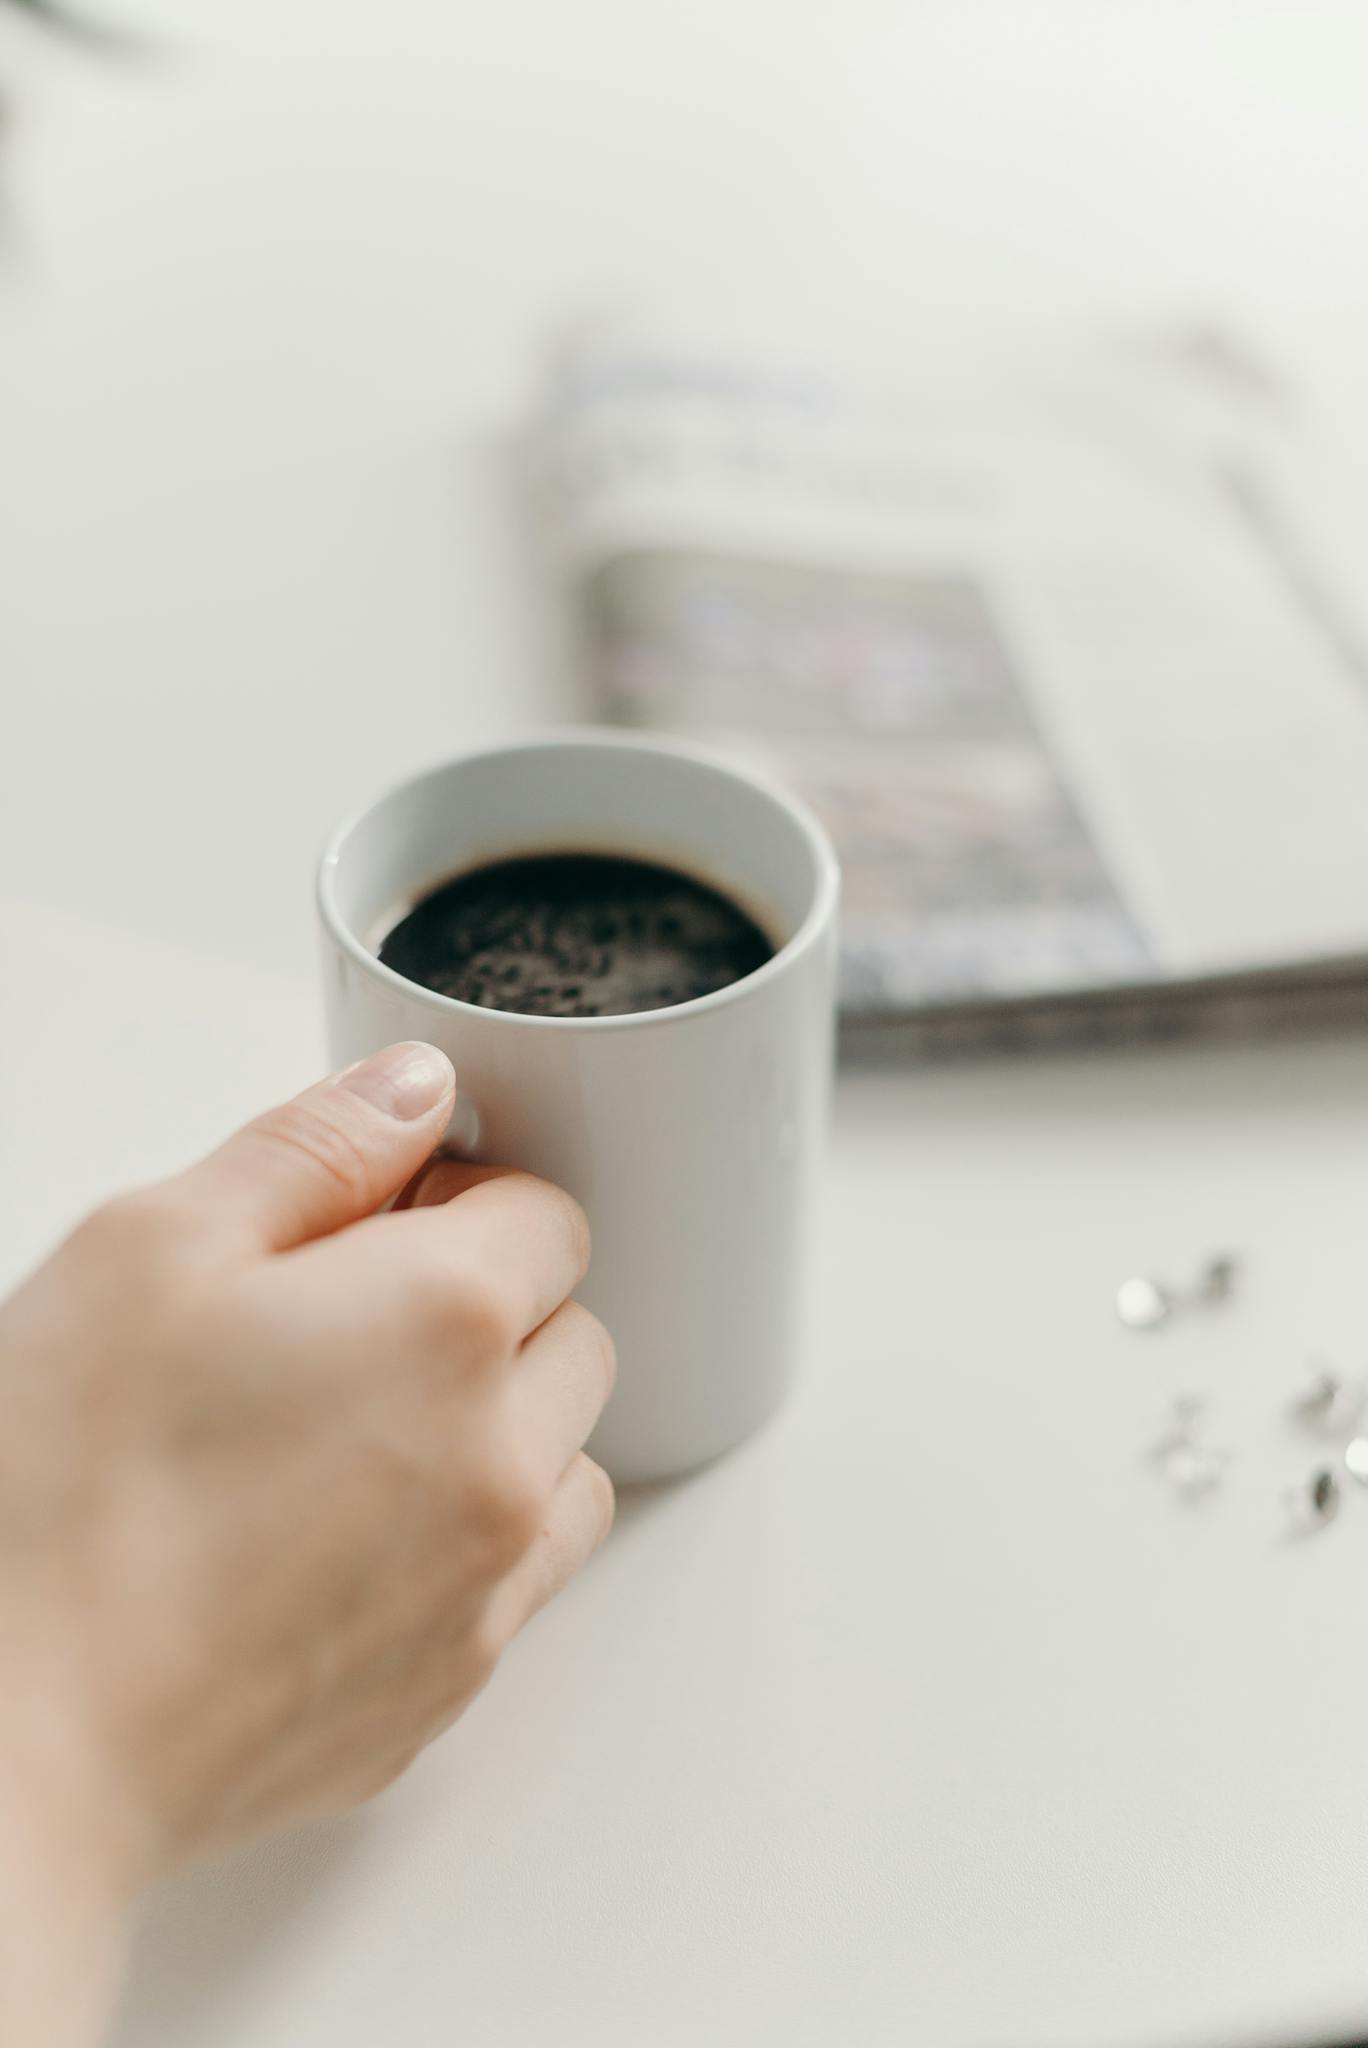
xmin=317 ymin=730 xmax=838 ymax=1483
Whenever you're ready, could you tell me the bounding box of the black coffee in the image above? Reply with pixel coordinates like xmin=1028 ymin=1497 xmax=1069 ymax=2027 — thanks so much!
xmin=378 ymin=852 xmax=774 ymax=1018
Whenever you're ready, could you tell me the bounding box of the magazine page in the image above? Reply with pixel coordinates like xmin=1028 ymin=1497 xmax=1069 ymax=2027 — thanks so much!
xmin=537 ymin=320 xmax=1368 ymax=1026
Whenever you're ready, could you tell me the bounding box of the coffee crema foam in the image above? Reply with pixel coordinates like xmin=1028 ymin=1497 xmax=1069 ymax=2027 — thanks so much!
xmin=377 ymin=852 xmax=774 ymax=1018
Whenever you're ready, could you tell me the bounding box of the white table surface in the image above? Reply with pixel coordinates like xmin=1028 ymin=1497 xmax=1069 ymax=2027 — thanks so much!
xmin=6 ymin=6 xmax=1368 ymax=2044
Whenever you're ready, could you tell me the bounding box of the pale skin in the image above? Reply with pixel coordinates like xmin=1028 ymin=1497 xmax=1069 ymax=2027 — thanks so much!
xmin=0 ymin=1041 xmax=616 ymax=2048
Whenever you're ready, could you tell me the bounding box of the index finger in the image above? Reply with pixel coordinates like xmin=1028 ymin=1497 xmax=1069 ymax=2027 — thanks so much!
xmin=323 ymin=1161 xmax=592 ymax=1349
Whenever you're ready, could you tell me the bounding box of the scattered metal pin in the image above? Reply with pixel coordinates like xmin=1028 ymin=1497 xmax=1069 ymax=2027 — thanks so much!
xmin=1117 ymin=1254 xmax=1241 ymax=1333
xmin=1333 ymin=1377 xmax=1364 ymax=1431
xmin=1311 ymin=1469 xmax=1342 ymax=1523
xmin=1194 ymin=1254 xmax=1239 ymax=1303
xmin=1117 ymin=1276 xmax=1175 ymax=1331
xmin=1298 ymin=1363 xmax=1340 ymax=1420
xmin=1153 ymin=1395 xmax=1229 ymax=1498
xmin=1293 ymin=1360 xmax=1367 ymax=1437
xmin=1164 ymin=1440 xmax=1229 ymax=1498
xmin=1286 ymin=1467 xmax=1342 ymax=1530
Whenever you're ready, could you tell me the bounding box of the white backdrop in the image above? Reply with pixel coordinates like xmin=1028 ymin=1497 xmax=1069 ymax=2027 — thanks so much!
xmin=5 ymin=7 xmax=1368 ymax=2045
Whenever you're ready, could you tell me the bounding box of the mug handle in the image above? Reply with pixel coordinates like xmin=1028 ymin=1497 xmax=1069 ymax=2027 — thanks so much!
xmin=442 ymin=1089 xmax=483 ymax=1159
xmin=377 ymin=1086 xmax=482 ymax=1214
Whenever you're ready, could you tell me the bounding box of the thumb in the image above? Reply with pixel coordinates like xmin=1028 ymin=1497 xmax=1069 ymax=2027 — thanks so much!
xmin=178 ymin=1041 xmax=456 ymax=1252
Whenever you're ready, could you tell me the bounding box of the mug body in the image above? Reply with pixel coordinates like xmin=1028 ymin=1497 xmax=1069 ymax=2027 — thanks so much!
xmin=317 ymin=731 xmax=838 ymax=1483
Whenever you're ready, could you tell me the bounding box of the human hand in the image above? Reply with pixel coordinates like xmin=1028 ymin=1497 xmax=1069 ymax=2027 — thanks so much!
xmin=0 ymin=1042 xmax=614 ymax=2042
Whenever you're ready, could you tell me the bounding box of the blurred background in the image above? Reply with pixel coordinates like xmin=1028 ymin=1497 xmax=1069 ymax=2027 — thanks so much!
xmin=5 ymin=0 xmax=1368 ymax=996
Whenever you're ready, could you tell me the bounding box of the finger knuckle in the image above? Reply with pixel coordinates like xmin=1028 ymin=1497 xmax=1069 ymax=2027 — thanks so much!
xmin=445 ymin=1269 xmax=519 ymax=1363
xmin=253 ymin=1100 xmax=375 ymax=1209
xmin=583 ymin=1457 xmax=616 ymax=1546
xmin=506 ymin=1172 xmax=591 ymax=1275
xmin=554 ymin=1185 xmax=593 ymax=1276
xmin=468 ymin=1449 xmax=544 ymax=1567
xmin=468 ymin=1609 xmax=509 ymax=1687
xmin=404 ymin=1259 xmax=466 ymax=1339
xmin=582 ymin=1307 xmax=618 ymax=1400
xmin=557 ymin=1299 xmax=616 ymax=1401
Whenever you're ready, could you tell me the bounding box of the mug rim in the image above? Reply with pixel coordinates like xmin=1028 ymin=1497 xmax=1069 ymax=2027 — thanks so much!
xmin=316 ymin=728 xmax=840 ymax=1033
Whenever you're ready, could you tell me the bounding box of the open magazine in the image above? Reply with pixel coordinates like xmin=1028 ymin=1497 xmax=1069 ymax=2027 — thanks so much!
xmin=534 ymin=318 xmax=1368 ymax=1052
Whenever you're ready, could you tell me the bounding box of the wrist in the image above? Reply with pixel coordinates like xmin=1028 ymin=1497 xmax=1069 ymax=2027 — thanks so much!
xmin=0 ymin=1642 xmax=140 ymax=2047
xmin=0 ymin=1750 xmax=132 ymax=2048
